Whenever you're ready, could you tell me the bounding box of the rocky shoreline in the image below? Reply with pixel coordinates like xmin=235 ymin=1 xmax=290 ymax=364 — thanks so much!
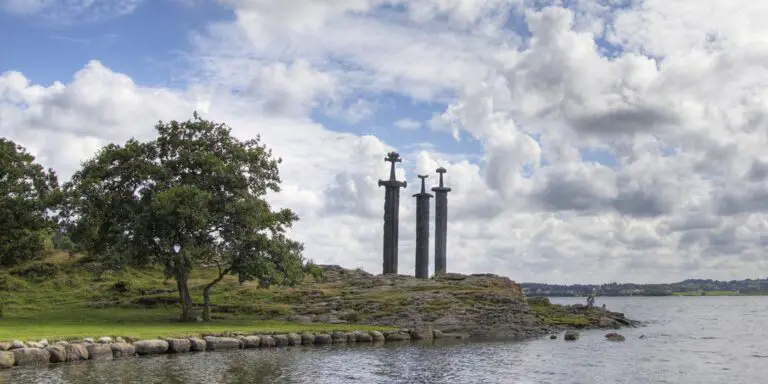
xmin=0 ymin=328 xmax=471 ymax=369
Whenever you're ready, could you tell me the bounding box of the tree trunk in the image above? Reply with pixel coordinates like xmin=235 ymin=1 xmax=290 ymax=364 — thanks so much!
xmin=202 ymin=270 xmax=229 ymax=322
xmin=175 ymin=271 xmax=196 ymax=322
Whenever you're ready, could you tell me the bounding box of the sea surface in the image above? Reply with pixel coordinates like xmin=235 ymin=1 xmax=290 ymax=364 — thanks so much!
xmin=3 ymin=296 xmax=768 ymax=384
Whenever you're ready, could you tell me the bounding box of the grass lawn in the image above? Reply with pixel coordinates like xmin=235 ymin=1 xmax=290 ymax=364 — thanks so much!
xmin=0 ymin=252 xmax=393 ymax=342
xmin=0 ymin=307 xmax=388 ymax=342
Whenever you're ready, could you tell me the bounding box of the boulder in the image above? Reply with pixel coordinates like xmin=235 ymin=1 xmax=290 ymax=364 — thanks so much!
xmin=369 ymin=331 xmax=385 ymax=342
xmin=188 ymin=338 xmax=206 ymax=352
xmin=410 ymin=327 xmax=434 ymax=341
xmin=13 ymin=348 xmax=50 ymax=366
xmin=115 ymin=337 xmax=126 ymax=344
xmin=0 ymin=342 xmax=10 ymax=351
xmin=314 ymin=334 xmax=332 ymax=344
xmin=331 ymin=332 xmax=347 ymax=344
xmin=26 ymin=341 xmax=44 ymax=349
xmin=166 ymin=339 xmax=191 ymax=353
xmin=346 ymin=332 xmax=358 ymax=343
xmin=203 ymin=336 xmax=240 ymax=351
xmin=550 ymin=335 xmax=557 ymax=340
xmin=54 ymin=341 xmax=69 ymax=346
xmin=45 ymin=344 xmax=67 ymax=363
xmin=10 ymin=340 xmax=25 ymax=349
xmin=564 ymin=330 xmax=580 ymax=341
xmin=110 ymin=343 xmax=135 ymax=358
xmin=287 ymin=333 xmax=302 ymax=346
xmin=97 ymin=337 xmax=113 ymax=344
xmin=432 ymin=330 xmax=444 ymax=339
xmin=385 ymin=332 xmax=411 ymax=342
xmin=273 ymin=335 xmax=289 ymax=347
xmin=86 ymin=344 xmax=113 ymax=361
xmin=598 ymin=317 xmax=621 ymax=329
xmin=38 ymin=339 xmax=49 ymax=348
xmin=355 ymin=331 xmax=372 ymax=343
xmin=300 ymin=333 xmax=316 ymax=345
xmin=259 ymin=335 xmax=275 ymax=347
xmin=83 ymin=338 xmax=95 ymax=344
xmin=239 ymin=336 xmax=261 ymax=349
xmin=605 ymin=333 xmax=626 ymax=342
xmin=65 ymin=344 xmax=89 ymax=361
xmin=0 ymin=351 xmax=14 ymax=369
xmin=134 ymin=340 xmax=169 ymax=355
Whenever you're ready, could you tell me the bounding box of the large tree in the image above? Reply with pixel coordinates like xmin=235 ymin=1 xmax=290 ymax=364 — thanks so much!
xmin=0 ymin=138 xmax=60 ymax=266
xmin=62 ymin=113 xmax=305 ymax=321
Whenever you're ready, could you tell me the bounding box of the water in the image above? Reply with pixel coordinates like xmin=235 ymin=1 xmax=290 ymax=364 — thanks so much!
xmin=4 ymin=296 xmax=768 ymax=384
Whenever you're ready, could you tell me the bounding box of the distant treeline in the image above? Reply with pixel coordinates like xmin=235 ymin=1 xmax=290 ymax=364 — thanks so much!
xmin=521 ymin=278 xmax=768 ymax=297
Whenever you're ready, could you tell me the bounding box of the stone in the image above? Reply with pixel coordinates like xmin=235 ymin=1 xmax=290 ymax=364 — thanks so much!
xmin=115 ymin=337 xmax=126 ymax=343
xmin=331 ymin=331 xmax=347 ymax=344
xmin=599 ymin=317 xmax=621 ymax=329
xmin=13 ymin=348 xmax=50 ymax=367
xmin=355 ymin=331 xmax=372 ymax=343
xmin=564 ymin=331 xmax=580 ymax=341
xmin=39 ymin=339 xmax=49 ymax=348
xmin=240 ymin=335 xmax=261 ymax=349
xmin=203 ymin=336 xmax=240 ymax=351
xmin=10 ymin=340 xmax=25 ymax=349
xmin=55 ymin=341 xmax=69 ymax=346
xmin=26 ymin=341 xmax=44 ymax=349
xmin=134 ymin=340 xmax=169 ymax=355
xmin=86 ymin=344 xmax=113 ymax=361
xmin=346 ymin=332 xmax=358 ymax=343
xmin=0 ymin=342 xmax=10 ymax=351
xmin=166 ymin=338 xmax=191 ymax=353
xmin=259 ymin=335 xmax=275 ymax=347
xmin=287 ymin=333 xmax=302 ymax=346
xmin=441 ymin=333 xmax=469 ymax=340
xmin=300 ymin=333 xmax=316 ymax=345
xmin=432 ymin=330 xmax=444 ymax=339
xmin=83 ymin=338 xmax=95 ymax=344
xmin=188 ymin=338 xmax=206 ymax=352
xmin=0 ymin=351 xmax=14 ymax=369
xmin=65 ymin=344 xmax=89 ymax=361
xmin=550 ymin=335 xmax=557 ymax=340
xmin=97 ymin=336 xmax=113 ymax=344
xmin=110 ymin=343 xmax=135 ymax=358
xmin=46 ymin=345 xmax=67 ymax=363
xmin=605 ymin=333 xmax=626 ymax=342
xmin=314 ymin=333 xmax=333 ymax=344
xmin=273 ymin=335 xmax=289 ymax=346
xmin=410 ymin=327 xmax=434 ymax=341
xmin=385 ymin=332 xmax=411 ymax=342
xmin=369 ymin=331 xmax=385 ymax=342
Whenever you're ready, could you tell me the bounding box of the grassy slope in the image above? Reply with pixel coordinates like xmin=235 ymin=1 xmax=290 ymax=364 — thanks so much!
xmin=0 ymin=252 xmax=387 ymax=341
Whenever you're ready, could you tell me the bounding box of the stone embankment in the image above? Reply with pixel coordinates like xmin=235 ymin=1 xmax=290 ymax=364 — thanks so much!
xmin=0 ymin=328 xmax=464 ymax=369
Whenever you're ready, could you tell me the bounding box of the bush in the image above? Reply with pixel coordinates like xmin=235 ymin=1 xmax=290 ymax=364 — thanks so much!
xmin=526 ymin=296 xmax=551 ymax=306
xmin=10 ymin=262 xmax=60 ymax=280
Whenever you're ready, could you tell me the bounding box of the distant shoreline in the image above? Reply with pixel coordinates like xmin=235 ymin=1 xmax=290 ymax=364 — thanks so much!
xmin=532 ymin=292 xmax=768 ymax=298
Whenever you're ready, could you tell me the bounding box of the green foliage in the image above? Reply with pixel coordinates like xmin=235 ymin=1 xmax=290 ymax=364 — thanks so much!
xmin=0 ymin=139 xmax=60 ymax=266
xmin=61 ymin=113 xmax=305 ymax=321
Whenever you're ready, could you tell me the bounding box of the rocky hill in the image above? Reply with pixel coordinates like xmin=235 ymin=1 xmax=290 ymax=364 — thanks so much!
xmin=277 ymin=265 xmax=639 ymax=340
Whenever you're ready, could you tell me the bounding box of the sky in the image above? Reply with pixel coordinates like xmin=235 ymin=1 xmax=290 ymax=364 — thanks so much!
xmin=2 ymin=0 xmax=768 ymax=285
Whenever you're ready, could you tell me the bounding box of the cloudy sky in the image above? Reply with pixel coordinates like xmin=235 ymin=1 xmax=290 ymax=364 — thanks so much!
xmin=2 ymin=0 xmax=768 ymax=285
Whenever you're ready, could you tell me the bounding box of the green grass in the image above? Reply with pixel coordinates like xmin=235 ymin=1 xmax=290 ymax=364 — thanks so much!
xmin=528 ymin=303 xmax=593 ymax=327
xmin=0 ymin=252 xmax=394 ymax=342
xmin=0 ymin=308 xmax=386 ymax=341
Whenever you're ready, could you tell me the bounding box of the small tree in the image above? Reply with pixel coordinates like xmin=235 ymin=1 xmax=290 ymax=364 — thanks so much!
xmin=0 ymin=138 xmax=60 ymax=266
xmin=62 ymin=113 xmax=305 ymax=321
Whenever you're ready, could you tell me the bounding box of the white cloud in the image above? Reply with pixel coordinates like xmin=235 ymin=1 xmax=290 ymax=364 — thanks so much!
xmin=0 ymin=0 xmax=143 ymax=23
xmin=5 ymin=1 xmax=768 ymax=284
xmin=394 ymin=118 xmax=421 ymax=130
